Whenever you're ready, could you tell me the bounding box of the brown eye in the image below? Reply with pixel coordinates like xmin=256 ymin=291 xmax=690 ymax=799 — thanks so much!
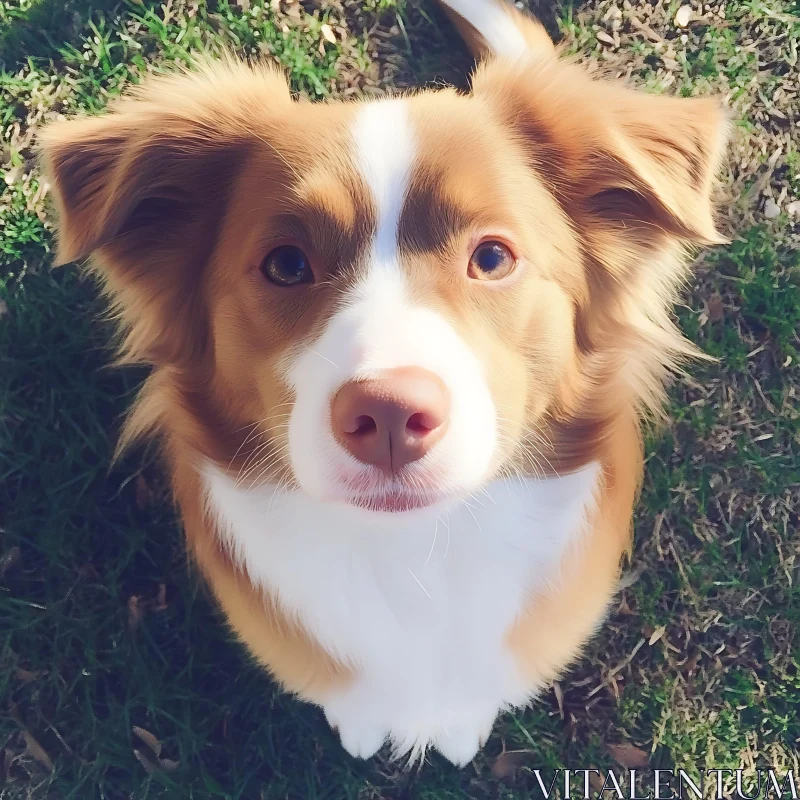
xmin=261 ymin=245 xmax=313 ymax=286
xmin=468 ymin=241 xmax=516 ymax=281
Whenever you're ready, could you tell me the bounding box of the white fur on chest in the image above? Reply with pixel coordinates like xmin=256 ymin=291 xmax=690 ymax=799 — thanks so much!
xmin=203 ymin=462 xmax=600 ymax=763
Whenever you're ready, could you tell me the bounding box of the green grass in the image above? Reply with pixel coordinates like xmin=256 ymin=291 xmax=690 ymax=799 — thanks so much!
xmin=2 ymin=0 xmax=799 ymax=796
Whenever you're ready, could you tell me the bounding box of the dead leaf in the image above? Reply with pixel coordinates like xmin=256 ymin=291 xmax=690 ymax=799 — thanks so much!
xmin=3 ymin=166 xmax=22 ymax=186
xmin=9 ymin=706 xmax=54 ymax=773
xmin=674 ymin=5 xmax=692 ymax=26
xmin=134 ymin=749 xmax=159 ymax=775
xmin=596 ymin=30 xmax=616 ymax=46
xmin=15 ymin=668 xmax=46 ymax=684
xmin=0 ymin=299 xmax=8 ymax=320
xmin=128 ymin=586 xmax=169 ymax=630
xmin=21 ymin=730 xmax=54 ymax=772
xmin=320 ymin=23 xmax=336 ymax=44
xmin=706 ymin=295 xmax=724 ymax=323
xmin=606 ymin=742 xmax=650 ymax=768
xmin=134 ymin=741 xmax=179 ymax=776
xmin=648 ymin=625 xmax=667 ymax=645
xmin=628 ymin=16 xmax=663 ymax=42
xmin=490 ymin=749 xmax=532 ymax=779
xmin=553 ymin=681 xmax=565 ymax=719
xmin=764 ymin=198 xmax=781 ymax=218
xmin=133 ymin=726 xmax=162 ymax=757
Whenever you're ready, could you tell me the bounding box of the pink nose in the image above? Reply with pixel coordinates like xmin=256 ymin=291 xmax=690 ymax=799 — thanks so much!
xmin=331 ymin=367 xmax=450 ymax=473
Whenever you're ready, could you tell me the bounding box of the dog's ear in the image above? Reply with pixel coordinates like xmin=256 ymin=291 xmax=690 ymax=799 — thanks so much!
xmin=442 ymin=0 xmax=727 ymax=262
xmin=39 ymin=60 xmax=292 ymax=364
xmin=473 ymin=56 xmax=729 ymax=271
xmin=474 ymin=51 xmax=729 ymax=421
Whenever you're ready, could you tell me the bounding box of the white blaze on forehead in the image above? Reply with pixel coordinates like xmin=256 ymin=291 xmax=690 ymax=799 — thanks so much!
xmin=351 ymin=99 xmax=416 ymax=268
xmin=285 ymin=94 xmax=496 ymax=504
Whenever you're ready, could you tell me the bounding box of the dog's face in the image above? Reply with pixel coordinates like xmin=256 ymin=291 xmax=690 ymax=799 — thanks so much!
xmin=41 ymin=54 xmax=726 ymax=516
xmin=211 ymin=92 xmax=581 ymax=513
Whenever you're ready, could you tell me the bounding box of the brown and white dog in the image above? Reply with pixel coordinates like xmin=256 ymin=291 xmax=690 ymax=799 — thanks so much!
xmin=40 ymin=0 xmax=728 ymax=765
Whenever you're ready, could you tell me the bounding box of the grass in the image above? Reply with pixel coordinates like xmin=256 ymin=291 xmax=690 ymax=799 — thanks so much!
xmin=1 ymin=0 xmax=799 ymax=796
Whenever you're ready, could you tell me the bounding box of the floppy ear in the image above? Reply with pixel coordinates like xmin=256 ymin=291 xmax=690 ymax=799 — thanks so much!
xmin=473 ymin=56 xmax=729 ymax=269
xmin=39 ymin=60 xmax=292 ymax=365
xmin=473 ymin=50 xmax=729 ymax=424
xmin=440 ymin=0 xmax=727 ymax=274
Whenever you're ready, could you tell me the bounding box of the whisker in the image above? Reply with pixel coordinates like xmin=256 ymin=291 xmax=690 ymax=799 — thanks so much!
xmin=227 ymin=419 xmax=269 ymax=471
xmin=237 ymin=432 xmax=290 ymax=482
xmin=461 ymin=499 xmax=482 ymax=534
xmin=423 ymin=517 xmax=438 ymax=569
xmin=242 ymin=443 xmax=292 ymax=488
xmin=307 ymin=348 xmax=340 ymax=369
xmin=237 ymin=443 xmax=291 ymax=488
xmin=406 ymin=566 xmax=432 ymax=600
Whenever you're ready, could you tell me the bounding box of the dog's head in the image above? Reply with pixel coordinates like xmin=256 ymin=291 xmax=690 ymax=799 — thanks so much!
xmin=40 ymin=3 xmax=727 ymax=517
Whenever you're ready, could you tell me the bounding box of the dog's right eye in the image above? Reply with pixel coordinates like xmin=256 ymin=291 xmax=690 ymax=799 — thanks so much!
xmin=468 ymin=241 xmax=516 ymax=281
xmin=261 ymin=245 xmax=313 ymax=286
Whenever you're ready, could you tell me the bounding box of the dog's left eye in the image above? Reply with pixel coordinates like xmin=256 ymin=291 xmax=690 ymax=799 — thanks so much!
xmin=261 ymin=245 xmax=313 ymax=286
xmin=468 ymin=241 xmax=516 ymax=281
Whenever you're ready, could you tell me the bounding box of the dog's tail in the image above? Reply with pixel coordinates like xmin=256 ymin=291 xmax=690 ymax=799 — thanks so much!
xmin=437 ymin=0 xmax=555 ymax=61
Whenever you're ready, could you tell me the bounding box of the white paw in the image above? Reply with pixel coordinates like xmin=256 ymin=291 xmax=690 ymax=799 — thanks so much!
xmin=337 ymin=719 xmax=387 ymax=760
xmin=324 ymin=705 xmax=387 ymax=760
xmin=323 ymin=681 xmax=501 ymax=765
xmin=433 ymin=715 xmax=496 ymax=766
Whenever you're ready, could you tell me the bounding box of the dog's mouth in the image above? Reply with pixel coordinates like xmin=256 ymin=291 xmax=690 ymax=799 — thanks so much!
xmin=336 ymin=471 xmax=448 ymax=513
xmin=348 ymin=490 xmax=439 ymax=513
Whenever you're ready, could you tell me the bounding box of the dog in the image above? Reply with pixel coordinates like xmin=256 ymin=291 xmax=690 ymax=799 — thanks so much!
xmin=40 ymin=0 xmax=728 ymax=766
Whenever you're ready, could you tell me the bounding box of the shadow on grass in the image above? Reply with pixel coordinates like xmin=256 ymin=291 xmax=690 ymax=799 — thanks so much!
xmin=0 ymin=0 xmax=157 ymax=65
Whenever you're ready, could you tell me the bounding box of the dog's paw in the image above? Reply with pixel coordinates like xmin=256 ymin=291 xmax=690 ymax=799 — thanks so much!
xmin=324 ymin=701 xmax=387 ymax=760
xmin=324 ymin=685 xmax=500 ymax=765
xmin=337 ymin=720 xmax=388 ymax=760
xmin=433 ymin=716 xmax=495 ymax=767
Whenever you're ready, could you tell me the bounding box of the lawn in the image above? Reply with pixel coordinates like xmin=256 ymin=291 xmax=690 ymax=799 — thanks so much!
xmin=1 ymin=0 xmax=798 ymax=796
